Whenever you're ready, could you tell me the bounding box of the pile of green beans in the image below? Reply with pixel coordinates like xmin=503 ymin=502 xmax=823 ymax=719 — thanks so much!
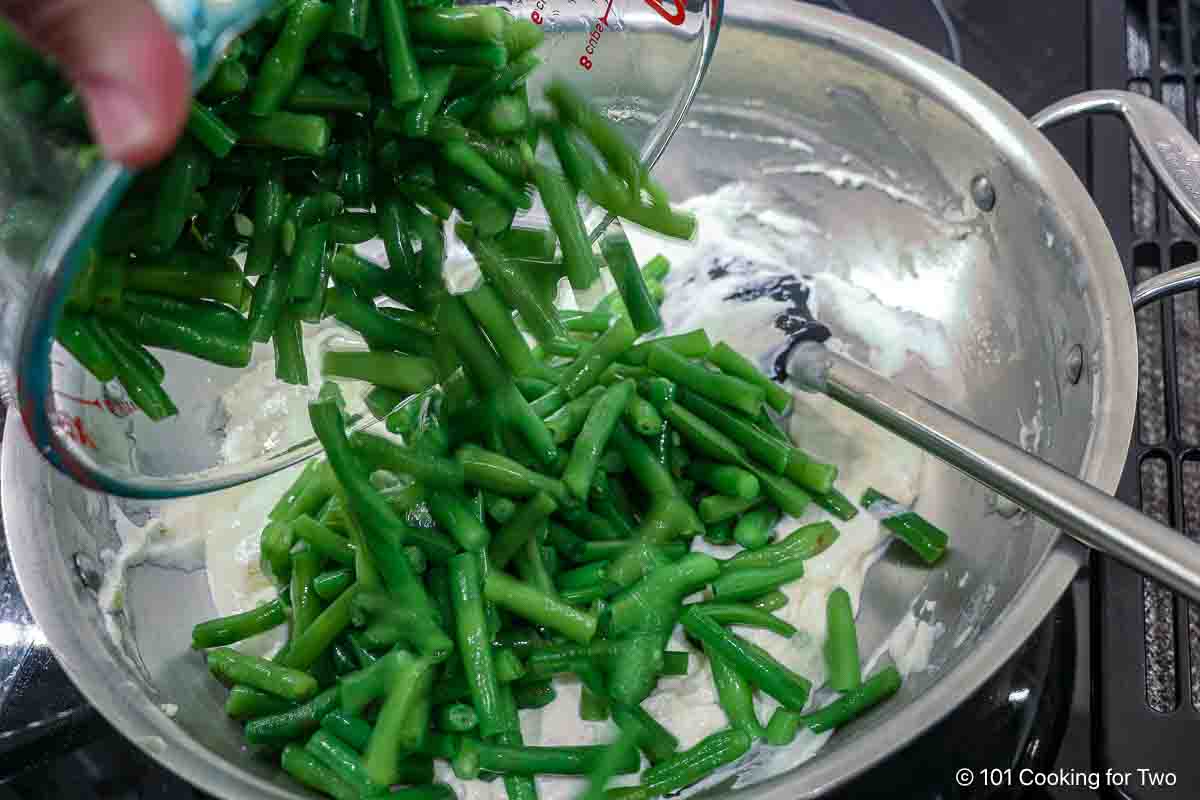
xmin=185 ymin=277 xmax=942 ymax=799
xmin=2 ymin=2 xmax=950 ymax=794
xmin=14 ymin=0 xmax=698 ymax=419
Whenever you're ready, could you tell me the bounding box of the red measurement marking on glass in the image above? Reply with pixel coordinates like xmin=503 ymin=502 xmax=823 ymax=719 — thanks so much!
xmin=55 ymin=390 xmax=137 ymax=418
xmin=578 ymin=0 xmax=615 ymax=70
xmin=580 ymin=0 xmax=685 ymax=70
xmin=51 ymin=411 xmax=98 ymax=449
xmin=530 ymin=0 xmax=548 ymax=23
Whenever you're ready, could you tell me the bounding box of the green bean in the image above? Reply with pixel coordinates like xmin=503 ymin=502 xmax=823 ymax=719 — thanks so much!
xmin=103 ymin=321 xmax=166 ymax=384
xmin=321 ymin=352 xmax=438 ymax=395
xmin=560 ymin=310 xmax=615 ymax=333
xmin=708 ymin=645 xmax=765 ymax=738
xmin=785 ymin=450 xmax=839 ymax=495
xmin=725 ymin=521 xmax=839 ymax=571
xmin=462 ymin=231 xmax=564 ymax=343
xmin=351 ymin=432 xmax=465 ymax=489
xmin=683 ymin=461 xmax=760 ymax=500
xmin=327 ymin=213 xmax=376 ymax=246
xmin=245 ymin=168 xmax=287 ymax=276
xmin=703 ymin=519 xmax=734 ymax=546
xmin=340 ymin=649 xmax=404 ymax=715
xmin=444 ymin=51 xmax=539 ymax=120
xmin=494 ymin=380 xmax=561 ymax=469
xmin=733 ymin=505 xmax=779 ymax=551
xmin=410 ymin=6 xmax=507 ymax=44
xmin=679 ymin=607 xmax=811 ymax=709
xmin=564 ymin=380 xmax=635 ymax=501
xmin=641 ymin=729 xmax=752 ymax=795
xmin=600 ymin=227 xmax=661 ymax=333
xmin=416 ymin=42 xmax=507 ymax=66
xmin=207 ymin=648 xmax=318 ymax=701
xmin=749 ymin=590 xmax=789 ymax=613
xmin=464 ymin=283 xmax=544 ymax=378
xmin=251 ymin=0 xmax=333 ymax=115
xmin=799 ymin=665 xmax=902 ymax=733
xmin=485 ymin=569 xmax=598 ymax=643
xmin=281 ymin=744 xmax=358 ymax=800
xmin=57 ymin=314 xmax=116 ymax=382
xmin=187 ymin=100 xmax=239 ymax=157
xmin=331 ymin=0 xmax=371 ymax=39
xmin=426 ymin=490 xmax=489 ymax=551
xmin=533 ymin=165 xmax=598 ymax=290
xmin=557 ymin=561 xmax=611 ymax=591
xmin=457 ymin=444 xmax=570 ymax=505
xmin=698 ymin=494 xmax=760 ymax=526
xmin=444 ymin=141 xmax=530 ymax=210
xmin=326 ymin=287 xmax=435 ymax=355
xmin=235 ymin=111 xmax=332 ymax=157
xmin=402 ymin=64 xmax=456 ymax=137
xmin=225 ymin=685 xmax=295 ymax=720
xmin=862 ymin=488 xmax=949 ymax=564
xmin=260 ymin=521 xmax=295 ymax=584
xmin=490 ymin=492 xmax=558 ymax=569
xmin=449 ymin=739 xmax=643 ymax=776
xmin=608 ymin=553 xmax=720 ymax=636
xmin=449 ymin=552 xmax=504 ymax=738
xmin=712 ymin=559 xmax=805 ymax=602
xmin=480 ymin=90 xmax=531 ymax=137
xmin=813 ymin=487 xmax=859 ymax=522
xmin=320 ymin=709 xmax=374 ymax=752
xmin=90 ymin=322 xmax=177 ymax=420
xmin=146 ymin=138 xmax=206 ymax=255
xmin=292 ymin=516 xmax=355 ymax=566
xmin=685 ymin=601 xmax=796 ymax=638
xmin=612 ymin=706 xmax=678 ymax=766
xmin=624 ymin=331 xmax=711 ymax=367
xmin=707 ymin=342 xmax=790 ymax=414
xmin=365 ymin=652 xmax=436 ymax=785
xmin=193 ymin=600 xmax=287 ymax=649
xmin=610 ymin=422 xmax=683 ymax=501
xmin=505 ymin=17 xmax=544 ymax=56
xmin=241 ymin=684 xmax=337 ymax=745
xmin=313 ymin=568 xmax=354 ymax=601
xmin=281 ymin=192 xmax=344 ymax=256
xmin=378 ymin=0 xmax=425 ymax=106
xmin=307 ymin=729 xmax=386 ymax=797
xmin=751 ymin=467 xmax=812 ymax=518
xmin=510 ymin=680 xmax=555 ymax=709
xmin=664 ymin=402 xmax=748 ymax=466
xmin=647 ymin=346 xmax=763 ymax=417
xmin=273 ymin=311 xmax=308 ymax=386
xmin=124 ymin=263 xmax=245 ymax=308
xmin=545 ymin=385 xmax=605 ymax=443
xmin=203 ymin=58 xmax=250 ymax=99
xmin=763 ymin=708 xmax=802 ymax=746
xmin=281 ymin=582 xmax=360 ymax=671
xmin=560 ymin=317 xmax=639 ymax=399
xmin=545 ymin=81 xmax=640 ymax=194
xmin=441 ymin=169 xmax=515 ymax=236
xmin=824 ymin=587 xmax=861 ymax=692
xmin=287 ymin=222 xmax=331 ymax=301
xmin=287 ymin=74 xmax=371 ymax=114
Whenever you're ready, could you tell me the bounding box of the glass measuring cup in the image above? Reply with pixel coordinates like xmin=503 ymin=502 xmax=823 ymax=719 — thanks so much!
xmin=0 ymin=0 xmax=721 ymax=498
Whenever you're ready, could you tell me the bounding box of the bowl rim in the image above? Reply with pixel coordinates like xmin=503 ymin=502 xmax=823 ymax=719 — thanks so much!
xmin=2 ymin=2 xmax=1135 ymax=797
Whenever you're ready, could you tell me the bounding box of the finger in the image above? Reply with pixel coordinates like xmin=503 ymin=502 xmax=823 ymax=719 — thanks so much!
xmin=2 ymin=0 xmax=191 ymax=167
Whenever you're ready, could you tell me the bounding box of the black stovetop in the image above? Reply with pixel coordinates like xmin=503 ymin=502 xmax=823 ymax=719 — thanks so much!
xmin=0 ymin=2 xmax=1185 ymax=798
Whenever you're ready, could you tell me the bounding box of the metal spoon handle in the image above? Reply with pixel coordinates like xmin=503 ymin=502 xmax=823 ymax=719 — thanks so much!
xmin=790 ymin=344 xmax=1200 ymax=602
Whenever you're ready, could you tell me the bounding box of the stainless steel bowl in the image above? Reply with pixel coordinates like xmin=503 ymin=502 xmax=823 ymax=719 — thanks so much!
xmin=4 ymin=2 xmax=1183 ymax=797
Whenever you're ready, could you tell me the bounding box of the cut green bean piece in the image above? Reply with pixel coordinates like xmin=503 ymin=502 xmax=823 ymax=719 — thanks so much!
xmin=707 ymin=341 xmax=791 ymax=413
xmin=281 ymin=744 xmax=358 ymax=800
xmin=814 ymin=487 xmax=860 ymax=522
xmin=207 ymin=648 xmax=318 ymax=701
xmin=733 ymin=505 xmax=780 ymax=551
xmin=600 ymin=226 xmax=661 ymax=333
xmin=725 ymin=521 xmax=839 ymax=571
xmin=560 ymin=317 xmax=638 ymax=399
xmin=800 ymin=665 xmax=902 ymax=733
xmin=679 ymin=607 xmax=811 ymax=710
xmin=712 ymin=558 xmax=806 ymax=602
xmin=192 ymin=600 xmax=287 ymax=649
xmin=490 ymin=492 xmax=558 ymax=569
xmin=251 ymin=0 xmax=334 ymax=116
xmin=862 ymin=488 xmax=949 ymax=565
xmin=378 ymin=0 xmax=425 ymax=106
xmin=824 ymin=586 xmax=862 ymax=692
xmin=642 ymin=729 xmax=752 ymax=796
xmin=533 ymin=165 xmax=598 ymax=290
xmin=698 ymin=494 xmax=760 ymax=526
xmin=565 ymin=380 xmax=635 ymax=501
xmin=484 ymin=570 xmax=598 ymax=644
xmin=686 ymin=601 xmax=796 ymax=637
xmin=647 ymin=345 xmax=764 ymax=417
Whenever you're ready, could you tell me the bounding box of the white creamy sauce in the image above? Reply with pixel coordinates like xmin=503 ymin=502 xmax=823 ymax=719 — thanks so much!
xmin=98 ymin=182 xmax=951 ymax=796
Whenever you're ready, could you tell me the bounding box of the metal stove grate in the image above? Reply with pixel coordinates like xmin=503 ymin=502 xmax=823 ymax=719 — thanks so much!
xmin=1091 ymin=0 xmax=1200 ymax=795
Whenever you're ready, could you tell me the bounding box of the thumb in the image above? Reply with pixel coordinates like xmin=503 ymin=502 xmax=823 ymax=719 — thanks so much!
xmin=4 ymin=0 xmax=191 ymax=167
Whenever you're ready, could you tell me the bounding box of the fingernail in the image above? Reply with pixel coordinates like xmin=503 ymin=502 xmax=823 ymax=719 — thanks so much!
xmin=80 ymin=80 xmax=156 ymax=164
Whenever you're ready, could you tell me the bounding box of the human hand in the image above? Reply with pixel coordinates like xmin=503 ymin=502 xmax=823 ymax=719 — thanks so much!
xmin=1 ymin=0 xmax=192 ymax=167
